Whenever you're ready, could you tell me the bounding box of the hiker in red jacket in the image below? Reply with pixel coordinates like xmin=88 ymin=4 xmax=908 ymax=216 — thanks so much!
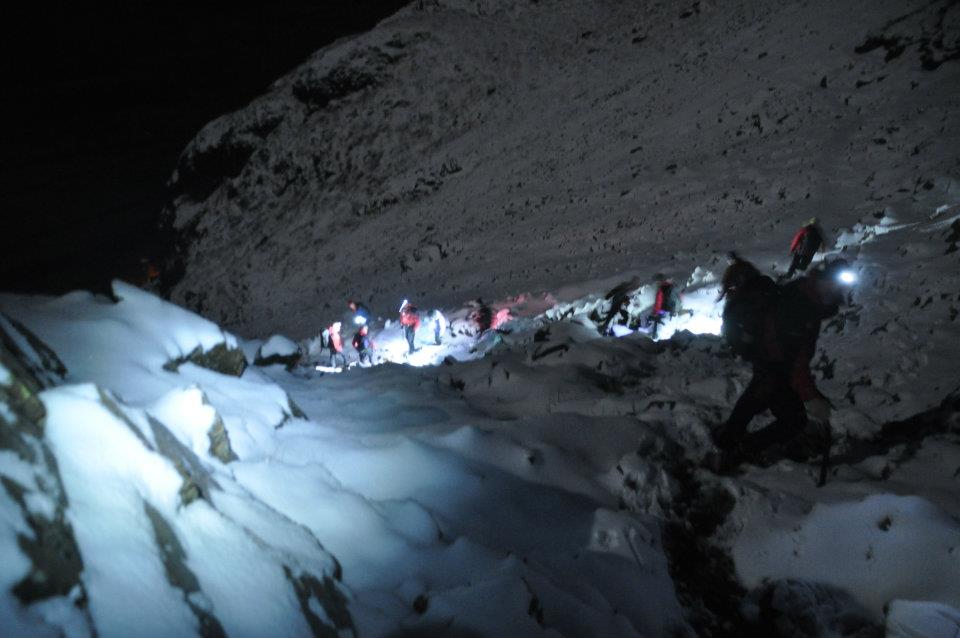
xmin=649 ymin=273 xmax=683 ymax=338
xmin=786 ymin=217 xmax=825 ymax=278
xmin=327 ymin=321 xmax=346 ymax=368
xmin=399 ymin=300 xmax=420 ymax=354
xmin=714 ymin=260 xmax=855 ymax=469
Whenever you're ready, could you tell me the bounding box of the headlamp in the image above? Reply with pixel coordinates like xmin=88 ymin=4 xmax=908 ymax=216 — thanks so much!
xmin=837 ymin=270 xmax=857 ymax=285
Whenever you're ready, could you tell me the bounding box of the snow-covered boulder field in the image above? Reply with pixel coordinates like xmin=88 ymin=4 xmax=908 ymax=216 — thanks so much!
xmin=162 ymin=0 xmax=959 ymax=340
xmin=2 ymin=202 xmax=960 ymax=637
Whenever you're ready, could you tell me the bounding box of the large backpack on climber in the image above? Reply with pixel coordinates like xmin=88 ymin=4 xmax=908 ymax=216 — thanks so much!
xmin=320 ymin=328 xmax=331 ymax=350
xmin=720 ymin=270 xmax=781 ymax=360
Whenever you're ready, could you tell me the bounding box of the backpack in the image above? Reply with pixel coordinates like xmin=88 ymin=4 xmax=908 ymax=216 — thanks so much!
xmin=659 ymin=282 xmax=681 ymax=314
xmin=721 ymin=275 xmax=780 ymax=359
xmin=320 ymin=328 xmax=330 ymax=349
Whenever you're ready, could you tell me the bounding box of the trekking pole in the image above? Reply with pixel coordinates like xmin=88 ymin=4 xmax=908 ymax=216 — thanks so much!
xmin=817 ymin=421 xmax=832 ymax=487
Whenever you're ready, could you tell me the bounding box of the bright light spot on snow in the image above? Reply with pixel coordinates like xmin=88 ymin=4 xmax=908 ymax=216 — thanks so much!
xmin=648 ymin=284 xmax=724 ymax=340
xmin=838 ymin=270 xmax=857 ymax=285
xmin=684 ymin=313 xmax=724 ymax=336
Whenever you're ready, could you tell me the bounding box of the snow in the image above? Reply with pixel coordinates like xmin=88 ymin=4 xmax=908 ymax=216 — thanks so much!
xmin=886 ymin=599 xmax=960 ymax=638
xmin=733 ymin=494 xmax=960 ymax=617
xmin=1 ymin=0 xmax=959 ymax=634
xmin=43 ymin=384 xmax=200 ymax=638
xmin=258 ymin=334 xmax=298 ymax=359
xmin=3 ymin=206 xmax=960 ymax=634
xmin=0 ymin=281 xmax=237 ymax=405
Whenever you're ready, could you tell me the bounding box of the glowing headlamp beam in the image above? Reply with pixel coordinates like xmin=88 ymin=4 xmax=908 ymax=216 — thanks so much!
xmin=838 ymin=270 xmax=857 ymax=285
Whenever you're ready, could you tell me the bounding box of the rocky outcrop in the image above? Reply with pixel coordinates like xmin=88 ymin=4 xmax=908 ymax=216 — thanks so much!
xmin=164 ymin=342 xmax=247 ymax=377
xmin=163 ymin=0 xmax=960 ymax=338
xmin=0 ymin=318 xmax=92 ymax=630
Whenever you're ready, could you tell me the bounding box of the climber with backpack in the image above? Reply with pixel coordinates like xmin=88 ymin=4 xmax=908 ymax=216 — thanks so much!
xmin=599 ymin=276 xmax=641 ymax=336
xmin=785 ymin=217 xmax=826 ymax=278
xmin=399 ymin=299 xmax=420 ymax=354
xmin=326 ymin=321 xmax=347 ymax=369
xmin=648 ymin=273 xmax=687 ymax=338
xmin=714 ymin=257 xmax=857 ymax=482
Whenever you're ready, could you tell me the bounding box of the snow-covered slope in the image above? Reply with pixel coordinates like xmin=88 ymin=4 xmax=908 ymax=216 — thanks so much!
xmin=2 ymin=0 xmax=959 ymax=635
xmin=164 ymin=0 xmax=959 ymax=339
xmin=3 ymin=210 xmax=960 ymax=636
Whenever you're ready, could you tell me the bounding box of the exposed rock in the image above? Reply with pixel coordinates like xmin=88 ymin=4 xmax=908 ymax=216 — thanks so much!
xmin=148 ymin=415 xmax=221 ymax=506
xmin=144 ymin=501 xmax=228 ymax=638
xmin=164 ymin=342 xmax=247 ymax=377
xmin=743 ymin=579 xmax=882 ymax=637
xmin=0 ymin=322 xmax=91 ymax=627
xmin=283 ymin=565 xmax=356 ymax=638
xmin=207 ymin=415 xmax=239 ymax=464
xmin=163 ymin=0 xmax=960 ymax=339
xmin=254 ymin=334 xmax=302 ymax=370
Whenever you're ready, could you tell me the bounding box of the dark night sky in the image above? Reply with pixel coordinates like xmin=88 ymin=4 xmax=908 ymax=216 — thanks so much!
xmin=0 ymin=1 xmax=409 ymax=295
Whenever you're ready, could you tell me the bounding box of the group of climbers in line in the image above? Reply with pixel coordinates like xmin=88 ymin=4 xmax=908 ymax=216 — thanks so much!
xmin=597 ymin=273 xmax=689 ymax=338
xmin=318 ymin=298 xmax=450 ymax=367
xmin=320 ymin=300 xmax=375 ymax=369
xmin=594 ymin=219 xmax=849 ymax=479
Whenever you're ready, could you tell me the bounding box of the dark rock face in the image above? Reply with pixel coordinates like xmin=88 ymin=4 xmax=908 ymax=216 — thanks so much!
xmin=162 ymin=0 xmax=960 ymax=338
xmin=745 ymin=579 xmax=882 ymax=637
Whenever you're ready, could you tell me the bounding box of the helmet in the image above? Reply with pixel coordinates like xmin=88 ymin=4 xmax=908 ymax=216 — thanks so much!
xmin=806 ymin=217 xmax=818 ymax=226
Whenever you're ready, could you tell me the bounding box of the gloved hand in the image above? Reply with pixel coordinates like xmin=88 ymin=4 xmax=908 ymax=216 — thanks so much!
xmin=804 ymin=397 xmax=832 ymax=423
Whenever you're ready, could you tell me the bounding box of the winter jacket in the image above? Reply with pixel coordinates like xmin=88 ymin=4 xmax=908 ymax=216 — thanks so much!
xmin=653 ymin=282 xmax=679 ymax=315
xmin=328 ymin=328 xmax=344 ymax=353
xmin=399 ymin=307 xmax=420 ymax=329
xmin=758 ymin=277 xmax=838 ymax=401
xmin=352 ymin=332 xmax=373 ymax=352
xmin=789 ymin=225 xmax=824 ymax=257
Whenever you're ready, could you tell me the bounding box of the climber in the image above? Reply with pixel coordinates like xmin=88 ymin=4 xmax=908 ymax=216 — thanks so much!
xmin=430 ymin=309 xmax=447 ymax=346
xmin=327 ymin=321 xmax=346 ymax=369
xmin=717 ymin=251 xmax=763 ymax=301
xmin=599 ymin=276 xmax=641 ymax=336
xmin=399 ymin=299 xmax=420 ymax=354
xmin=648 ymin=273 xmax=685 ymax=338
xmin=352 ymin=324 xmax=375 ymax=366
xmin=785 ymin=217 xmax=826 ymax=279
xmin=713 ymin=259 xmax=857 ymax=475
xmin=348 ymin=300 xmax=371 ymax=327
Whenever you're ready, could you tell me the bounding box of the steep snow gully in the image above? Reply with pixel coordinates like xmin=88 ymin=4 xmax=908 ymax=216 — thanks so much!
xmin=2 ymin=205 xmax=960 ymax=636
xmin=3 ymin=0 xmax=960 ymax=635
